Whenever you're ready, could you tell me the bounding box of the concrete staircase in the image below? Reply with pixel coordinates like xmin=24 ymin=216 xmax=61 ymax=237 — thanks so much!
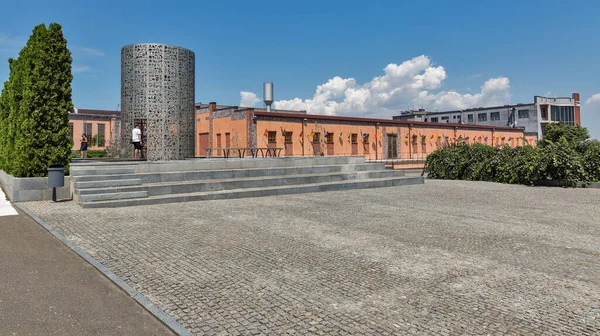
xmin=70 ymin=157 xmax=424 ymax=208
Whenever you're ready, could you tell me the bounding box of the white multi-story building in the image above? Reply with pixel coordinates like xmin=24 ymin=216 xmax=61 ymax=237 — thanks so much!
xmin=393 ymin=93 xmax=581 ymax=140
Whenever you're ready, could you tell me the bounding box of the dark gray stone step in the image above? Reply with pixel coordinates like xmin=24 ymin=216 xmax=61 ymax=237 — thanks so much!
xmin=72 ymin=164 xmax=387 ymax=183
xmin=78 ymin=190 xmax=148 ymax=203
xmin=75 ymin=185 xmax=147 ymax=196
xmin=70 ymin=167 xmax=136 ymax=176
xmin=74 ymin=178 xmax=143 ymax=189
xmin=79 ymin=176 xmax=424 ymax=208
xmin=75 ymin=170 xmax=404 ymax=198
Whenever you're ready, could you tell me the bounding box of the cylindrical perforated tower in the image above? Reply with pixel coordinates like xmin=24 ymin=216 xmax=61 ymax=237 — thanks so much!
xmin=121 ymin=43 xmax=195 ymax=160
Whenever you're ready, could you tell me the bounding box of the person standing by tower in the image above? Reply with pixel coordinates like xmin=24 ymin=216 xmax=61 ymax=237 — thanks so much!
xmin=80 ymin=133 xmax=88 ymax=159
xmin=132 ymin=124 xmax=142 ymax=159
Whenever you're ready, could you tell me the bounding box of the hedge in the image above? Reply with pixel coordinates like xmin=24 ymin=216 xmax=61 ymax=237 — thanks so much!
xmin=71 ymin=150 xmax=107 ymax=159
xmin=423 ymin=124 xmax=599 ymax=187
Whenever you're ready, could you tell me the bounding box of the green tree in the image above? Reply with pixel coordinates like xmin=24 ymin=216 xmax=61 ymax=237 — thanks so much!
xmin=540 ymin=123 xmax=589 ymax=148
xmin=7 ymin=23 xmax=73 ymax=177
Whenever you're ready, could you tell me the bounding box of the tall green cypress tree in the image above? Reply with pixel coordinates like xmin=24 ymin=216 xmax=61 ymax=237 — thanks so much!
xmin=0 ymin=61 xmax=12 ymax=171
xmin=11 ymin=23 xmax=73 ymax=177
xmin=0 ymin=54 xmax=27 ymax=174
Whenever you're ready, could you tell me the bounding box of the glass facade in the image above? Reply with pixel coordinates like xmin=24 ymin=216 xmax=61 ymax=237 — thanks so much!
xmin=550 ymin=106 xmax=574 ymax=125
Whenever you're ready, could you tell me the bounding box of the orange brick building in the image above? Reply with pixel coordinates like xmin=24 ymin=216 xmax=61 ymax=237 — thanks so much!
xmin=69 ymin=108 xmax=120 ymax=151
xmin=195 ymin=102 xmax=528 ymax=160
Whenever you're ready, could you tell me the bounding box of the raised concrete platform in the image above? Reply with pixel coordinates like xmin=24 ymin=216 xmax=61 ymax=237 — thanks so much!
xmin=71 ymin=157 xmax=424 ymax=208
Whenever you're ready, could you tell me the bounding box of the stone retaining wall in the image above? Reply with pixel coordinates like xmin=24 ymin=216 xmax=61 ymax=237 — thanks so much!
xmin=0 ymin=170 xmax=72 ymax=202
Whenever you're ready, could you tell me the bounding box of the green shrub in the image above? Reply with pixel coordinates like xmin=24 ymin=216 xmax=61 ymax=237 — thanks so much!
xmin=537 ymin=138 xmax=587 ymax=186
xmin=71 ymin=150 xmax=106 ymax=159
xmin=424 ymin=124 xmax=597 ymax=187
xmin=91 ymin=134 xmax=106 ymax=147
xmin=582 ymin=140 xmax=600 ymax=182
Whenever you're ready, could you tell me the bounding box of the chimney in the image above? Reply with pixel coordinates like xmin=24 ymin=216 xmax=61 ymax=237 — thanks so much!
xmin=209 ymin=102 xmax=217 ymax=112
xmin=573 ymin=93 xmax=581 ymax=125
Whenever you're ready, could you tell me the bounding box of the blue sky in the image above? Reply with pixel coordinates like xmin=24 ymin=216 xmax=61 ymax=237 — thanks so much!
xmin=1 ymin=0 xmax=599 ymax=138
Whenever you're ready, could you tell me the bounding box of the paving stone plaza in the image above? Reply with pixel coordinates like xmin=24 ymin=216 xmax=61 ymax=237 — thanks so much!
xmin=20 ymin=180 xmax=600 ymax=335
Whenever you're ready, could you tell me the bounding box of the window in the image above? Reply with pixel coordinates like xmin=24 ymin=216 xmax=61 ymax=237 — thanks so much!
xmin=325 ymin=132 xmax=334 ymax=144
xmin=541 ymin=106 xmax=548 ymax=120
xmin=424 ymin=118 xmax=428 ymax=122
xmin=518 ymin=109 xmax=529 ymax=119
xmin=491 ymin=112 xmax=500 ymax=121
xmin=83 ymin=122 xmax=93 ymax=138
xmin=96 ymin=123 xmax=106 ymax=146
xmin=478 ymin=113 xmax=487 ymax=122
xmin=441 ymin=116 xmax=449 ymax=120
xmin=550 ymin=106 xmax=574 ymax=124
xmin=312 ymin=132 xmax=320 ymax=143
xmin=69 ymin=122 xmax=74 ymax=138
xmin=268 ymin=131 xmax=277 ymax=143
xmin=284 ymin=131 xmax=292 ymax=144
xmin=551 ymin=106 xmax=559 ymax=121
xmin=351 ymin=133 xmax=358 ymax=144
xmin=362 ymin=134 xmax=370 ymax=143
xmin=430 ymin=117 xmax=438 ymax=123
xmin=467 ymin=114 xmax=473 ymax=123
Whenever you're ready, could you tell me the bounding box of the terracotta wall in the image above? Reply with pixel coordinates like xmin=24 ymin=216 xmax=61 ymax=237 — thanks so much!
xmin=212 ymin=118 xmax=248 ymax=148
xmin=195 ymin=111 xmax=210 ymax=157
xmin=256 ymin=120 xmax=383 ymax=159
xmin=395 ymin=125 xmax=529 ymax=159
xmin=70 ymin=119 xmax=114 ymax=151
xmin=199 ymin=111 xmax=528 ymax=160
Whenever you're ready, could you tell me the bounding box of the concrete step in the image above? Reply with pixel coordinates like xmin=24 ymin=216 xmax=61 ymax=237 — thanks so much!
xmin=78 ymin=190 xmax=148 ymax=203
xmin=75 ymin=170 xmax=403 ymax=198
xmin=79 ymin=176 xmax=424 ymax=208
xmin=74 ymin=178 xmax=143 ymax=190
xmin=70 ymin=167 xmax=136 ymax=176
xmin=76 ymin=185 xmax=147 ymax=196
xmin=72 ymin=164 xmax=387 ymax=183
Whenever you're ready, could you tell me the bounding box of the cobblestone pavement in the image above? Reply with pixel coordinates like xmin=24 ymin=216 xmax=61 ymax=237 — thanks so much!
xmin=20 ymin=180 xmax=600 ymax=335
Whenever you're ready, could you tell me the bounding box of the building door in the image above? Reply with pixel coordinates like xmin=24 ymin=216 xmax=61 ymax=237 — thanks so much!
xmin=216 ymin=133 xmax=222 ymax=156
xmin=387 ymin=133 xmax=398 ymax=159
xmin=284 ymin=132 xmax=293 ymax=156
xmin=225 ymin=132 xmax=231 ymax=148
xmin=198 ymin=133 xmax=209 ymax=157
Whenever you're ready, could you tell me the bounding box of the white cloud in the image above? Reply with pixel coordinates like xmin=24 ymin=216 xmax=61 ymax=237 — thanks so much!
xmin=468 ymin=73 xmax=482 ymax=79
xmin=241 ymin=55 xmax=511 ymax=117
xmin=583 ymin=93 xmax=600 ymax=140
xmin=239 ymin=91 xmax=261 ymax=107
xmin=78 ymin=47 xmax=105 ymax=57
xmin=585 ymin=93 xmax=600 ymax=105
xmin=72 ymin=66 xmax=93 ymax=73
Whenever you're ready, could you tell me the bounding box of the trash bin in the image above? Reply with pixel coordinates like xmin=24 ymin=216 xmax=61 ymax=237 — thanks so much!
xmin=48 ymin=164 xmax=65 ymax=188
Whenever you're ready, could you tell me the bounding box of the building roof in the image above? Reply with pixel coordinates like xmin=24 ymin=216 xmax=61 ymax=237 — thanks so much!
xmin=254 ymin=111 xmax=524 ymax=132
xmin=195 ymin=102 xmax=307 ymax=114
xmin=73 ymin=108 xmax=121 ymax=117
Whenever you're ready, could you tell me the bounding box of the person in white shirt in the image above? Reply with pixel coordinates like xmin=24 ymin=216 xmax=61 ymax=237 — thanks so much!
xmin=132 ymin=124 xmax=142 ymax=159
